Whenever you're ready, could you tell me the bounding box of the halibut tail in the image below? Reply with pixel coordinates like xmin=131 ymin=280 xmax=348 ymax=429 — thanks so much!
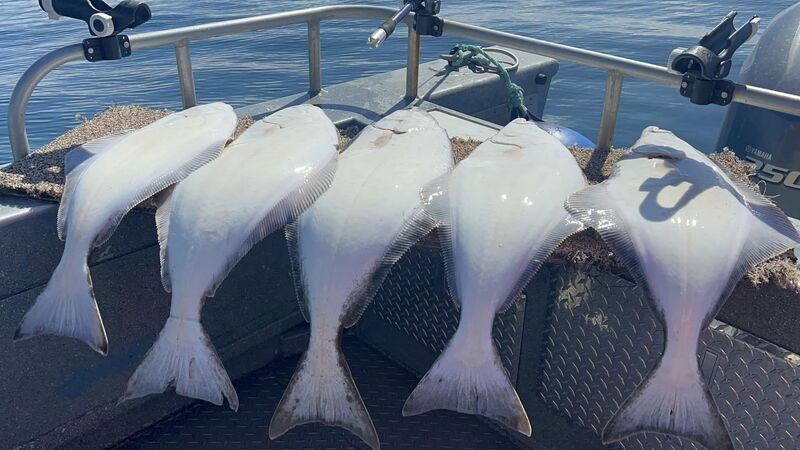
xmin=124 ymin=316 xmax=238 ymax=410
xmin=14 ymin=259 xmax=108 ymax=355
xmin=602 ymin=359 xmax=733 ymax=450
xmin=402 ymin=337 xmax=531 ymax=436
xmin=269 ymin=341 xmax=379 ymax=449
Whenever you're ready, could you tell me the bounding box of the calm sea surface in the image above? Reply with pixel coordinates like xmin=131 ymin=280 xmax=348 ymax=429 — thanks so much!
xmin=0 ymin=0 xmax=794 ymax=163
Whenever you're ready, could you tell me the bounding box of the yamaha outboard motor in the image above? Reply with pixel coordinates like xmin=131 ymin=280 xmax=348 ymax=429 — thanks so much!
xmin=717 ymin=2 xmax=800 ymax=218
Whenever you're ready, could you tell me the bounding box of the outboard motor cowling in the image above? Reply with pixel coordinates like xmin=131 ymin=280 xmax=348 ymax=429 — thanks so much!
xmin=717 ymin=2 xmax=800 ymax=217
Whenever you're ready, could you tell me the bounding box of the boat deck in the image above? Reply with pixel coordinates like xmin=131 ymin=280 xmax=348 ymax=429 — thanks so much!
xmin=113 ymin=335 xmax=526 ymax=450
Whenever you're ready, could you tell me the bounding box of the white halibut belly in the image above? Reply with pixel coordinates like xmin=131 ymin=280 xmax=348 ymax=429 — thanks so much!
xmin=607 ymin=156 xmax=750 ymax=317
xmin=566 ymin=125 xmax=800 ymax=449
xmin=448 ymin=127 xmax=586 ymax=309
xmin=64 ymin=102 xmax=237 ymax=245
xmin=270 ymin=109 xmax=454 ymax=448
xmin=124 ymin=105 xmax=339 ymax=412
xmin=401 ymin=119 xmax=585 ymax=436
xmin=164 ymin=105 xmax=339 ymax=298
xmin=297 ymin=110 xmax=453 ymax=316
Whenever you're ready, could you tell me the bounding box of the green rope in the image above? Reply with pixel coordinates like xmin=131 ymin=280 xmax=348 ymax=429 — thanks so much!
xmin=446 ymin=44 xmax=528 ymax=118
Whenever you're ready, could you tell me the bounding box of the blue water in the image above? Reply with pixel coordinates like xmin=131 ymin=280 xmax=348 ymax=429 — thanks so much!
xmin=0 ymin=0 xmax=794 ymax=164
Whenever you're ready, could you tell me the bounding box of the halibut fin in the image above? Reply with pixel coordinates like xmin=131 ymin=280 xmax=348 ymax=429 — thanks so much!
xmin=712 ymin=164 xmax=800 ymax=309
xmin=155 ymin=185 xmax=176 ymax=292
xmin=565 ymin=184 xmax=653 ymax=297
xmin=92 ymin=136 xmax=227 ymax=250
xmin=420 ymin=174 xmax=461 ymax=305
xmin=341 ymin=206 xmax=438 ymax=328
xmin=602 ymin=360 xmax=733 ymax=450
xmin=124 ymin=317 xmax=238 ymax=410
xmin=402 ymin=336 xmax=531 ymax=436
xmin=499 ymin=215 xmax=583 ymax=313
xmin=14 ymin=258 xmax=108 ymax=355
xmin=206 ymin=158 xmax=337 ymax=299
xmin=59 ymin=131 xmax=131 ymax=240
xmin=285 ymin=222 xmax=310 ymax=322
xmin=269 ymin=343 xmax=379 ymax=449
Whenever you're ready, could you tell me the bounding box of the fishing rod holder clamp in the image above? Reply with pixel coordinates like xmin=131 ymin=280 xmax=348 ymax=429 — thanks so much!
xmin=368 ymin=0 xmax=442 ymax=48
xmin=38 ymin=0 xmax=152 ymax=61
xmin=669 ymin=11 xmax=759 ymax=106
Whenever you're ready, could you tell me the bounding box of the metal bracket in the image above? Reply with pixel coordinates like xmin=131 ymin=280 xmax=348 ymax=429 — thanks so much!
xmin=669 ymin=11 xmax=759 ymax=106
xmin=39 ymin=0 xmax=150 ymax=62
xmin=83 ymin=35 xmax=131 ymax=61
xmin=679 ymin=73 xmax=735 ymax=106
xmin=414 ymin=13 xmax=443 ymax=37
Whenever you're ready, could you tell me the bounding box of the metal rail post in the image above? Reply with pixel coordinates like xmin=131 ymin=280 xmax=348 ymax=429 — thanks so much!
xmin=405 ymin=26 xmax=420 ymax=99
xmin=174 ymin=41 xmax=198 ymax=108
xmin=308 ymin=20 xmax=322 ymax=96
xmin=597 ymin=70 xmax=624 ymax=151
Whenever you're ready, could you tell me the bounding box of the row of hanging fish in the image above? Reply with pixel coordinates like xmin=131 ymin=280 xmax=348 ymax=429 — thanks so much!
xmin=14 ymin=102 xmax=800 ymax=450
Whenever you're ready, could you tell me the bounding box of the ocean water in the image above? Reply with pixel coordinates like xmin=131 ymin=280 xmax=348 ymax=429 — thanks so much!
xmin=0 ymin=0 xmax=794 ymax=164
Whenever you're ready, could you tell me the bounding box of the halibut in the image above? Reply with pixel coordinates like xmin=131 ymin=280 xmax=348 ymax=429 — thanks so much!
xmin=269 ymin=109 xmax=454 ymax=449
xmin=566 ymin=126 xmax=800 ymax=450
xmin=124 ymin=105 xmax=339 ymax=410
xmin=403 ymin=118 xmax=586 ymax=435
xmin=15 ymin=102 xmax=238 ymax=354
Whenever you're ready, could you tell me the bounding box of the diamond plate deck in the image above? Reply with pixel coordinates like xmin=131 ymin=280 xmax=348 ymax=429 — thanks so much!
xmin=538 ymin=264 xmax=800 ymax=450
xmin=113 ymin=255 xmax=800 ymax=450
xmin=113 ymin=336 xmax=524 ymax=450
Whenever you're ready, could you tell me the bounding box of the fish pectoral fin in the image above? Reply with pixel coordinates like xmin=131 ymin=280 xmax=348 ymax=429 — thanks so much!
xmin=603 ymin=361 xmax=733 ymax=450
xmin=124 ymin=317 xmax=239 ymax=411
xmin=270 ymin=345 xmax=379 ymax=449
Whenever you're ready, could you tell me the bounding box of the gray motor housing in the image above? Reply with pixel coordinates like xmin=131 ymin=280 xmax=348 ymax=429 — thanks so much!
xmin=717 ymin=2 xmax=800 ymax=218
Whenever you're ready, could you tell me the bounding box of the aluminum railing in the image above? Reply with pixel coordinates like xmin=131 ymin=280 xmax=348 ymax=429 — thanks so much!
xmin=8 ymin=4 xmax=800 ymax=161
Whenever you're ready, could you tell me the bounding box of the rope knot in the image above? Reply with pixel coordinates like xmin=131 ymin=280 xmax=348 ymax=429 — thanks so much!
xmin=446 ymin=44 xmax=529 ymax=118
